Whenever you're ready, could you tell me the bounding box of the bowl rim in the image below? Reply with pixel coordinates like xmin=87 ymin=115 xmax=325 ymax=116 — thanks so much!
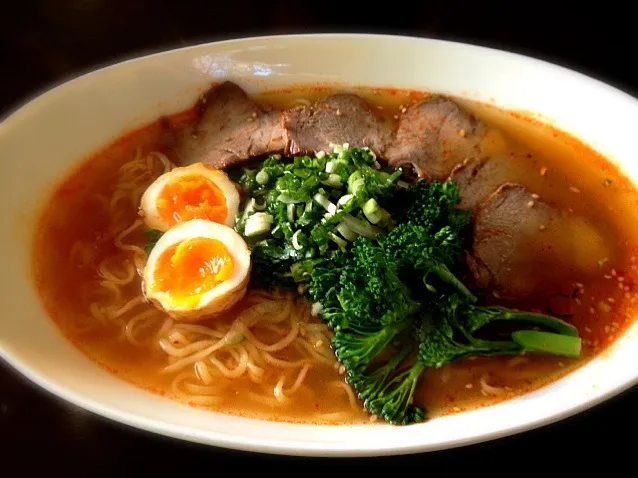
xmin=2 ymin=32 xmax=638 ymax=457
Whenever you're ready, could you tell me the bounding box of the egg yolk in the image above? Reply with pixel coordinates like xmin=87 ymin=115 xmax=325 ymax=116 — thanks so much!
xmin=156 ymin=175 xmax=228 ymax=227
xmin=153 ymin=237 xmax=234 ymax=307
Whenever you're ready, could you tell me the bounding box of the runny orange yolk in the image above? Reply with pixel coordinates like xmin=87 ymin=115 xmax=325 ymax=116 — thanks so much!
xmin=154 ymin=237 xmax=234 ymax=307
xmin=156 ymin=175 xmax=228 ymax=227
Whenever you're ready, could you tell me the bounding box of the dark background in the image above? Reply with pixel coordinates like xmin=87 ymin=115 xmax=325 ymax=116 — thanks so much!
xmin=1 ymin=1 xmax=635 ymax=472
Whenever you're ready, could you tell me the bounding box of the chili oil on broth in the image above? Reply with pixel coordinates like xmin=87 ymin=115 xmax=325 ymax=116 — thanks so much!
xmin=32 ymin=117 xmax=366 ymax=425
xmin=31 ymin=86 xmax=638 ymax=424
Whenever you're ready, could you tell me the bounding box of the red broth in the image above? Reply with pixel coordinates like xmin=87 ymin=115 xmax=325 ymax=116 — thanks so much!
xmin=32 ymin=87 xmax=638 ymax=424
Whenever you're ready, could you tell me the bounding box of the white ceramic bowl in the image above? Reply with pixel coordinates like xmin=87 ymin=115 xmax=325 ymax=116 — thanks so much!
xmin=1 ymin=34 xmax=638 ymax=457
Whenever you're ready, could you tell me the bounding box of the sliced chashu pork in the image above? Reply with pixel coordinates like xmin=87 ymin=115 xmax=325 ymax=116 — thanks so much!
xmin=176 ymin=82 xmax=287 ymax=169
xmin=385 ymin=97 xmax=487 ymax=181
xmin=283 ymin=94 xmax=395 ymax=156
xmin=468 ymin=183 xmax=609 ymax=298
xmin=175 ymin=83 xmax=489 ymax=180
xmin=449 ymin=154 xmax=532 ymax=211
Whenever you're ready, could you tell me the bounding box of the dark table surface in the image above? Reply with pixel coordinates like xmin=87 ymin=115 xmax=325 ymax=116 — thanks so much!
xmin=2 ymin=1 xmax=637 ymax=471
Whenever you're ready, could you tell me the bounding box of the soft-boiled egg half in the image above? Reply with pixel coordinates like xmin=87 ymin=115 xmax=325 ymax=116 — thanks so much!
xmin=140 ymin=162 xmax=240 ymax=231
xmin=143 ymin=219 xmax=251 ymax=322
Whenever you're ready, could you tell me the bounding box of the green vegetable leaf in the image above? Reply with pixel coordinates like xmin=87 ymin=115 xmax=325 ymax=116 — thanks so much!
xmin=144 ymin=229 xmax=163 ymax=254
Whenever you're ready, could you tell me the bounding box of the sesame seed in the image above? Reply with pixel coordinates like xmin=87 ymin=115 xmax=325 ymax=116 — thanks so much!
xmin=585 ymin=326 xmax=592 ymax=332
xmin=598 ymin=301 xmax=612 ymax=313
xmin=493 ymin=291 xmax=501 ymax=298
xmin=531 ymin=193 xmax=540 ymax=199
xmin=619 ymin=277 xmax=625 ymax=282
xmin=458 ymin=128 xmax=466 ymax=137
xmin=465 ymin=383 xmax=473 ymax=389
xmin=540 ymin=166 xmax=548 ymax=176
xmin=589 ymin=308 xmax=595 ymax=314
xmin=336 ymin=109 xmax=342 ymax=116
xmin=625 ymin=286 xmax=630 ymax=291
xmin=539 ymin=225 xmax=546 ymax=231
xmin=376 ymin=105 xmax=384 ymax=110
xmin=558 ymin=362 xmax=565 ymax=367
xmin=315 ymin=340 xmax=323 ymax=348
xmin=612 ymin=322 xmax=619 ymax=328
xmin=608 ymin=297 xmax=615 ymax=303
xmin=612 ymin=269 xmax=617 ymax=276
xmin=393 ymin=114 xmax=399 ymax=120
xmin=338 ymin=365 xmax=345 ymax=374
xmin=401 ymin=107 xmax=407 ymax=113
xmin=605 ymin=326 xmax=610 ymax=333
xmin=575 ymin=298 xmax=582 ymax=305
xmin=570 ymin=186 xmax=581 ymax=193
xmin=575 ymin=283 xmax=584 ymax=289
xmin=453 ymin=407 xmax=461 ymax=412
xmin=619 ymin=283 xmax=625 ymax=289
xmin=604 ymin=275 xmax=612 ymax=279
xmin=369 ymin=414 xmax=378 ymax=422
xmin=252 ymin=112 xmax=257 ymax=118
xmin=527 ymin=200 xmax=535 ymax=207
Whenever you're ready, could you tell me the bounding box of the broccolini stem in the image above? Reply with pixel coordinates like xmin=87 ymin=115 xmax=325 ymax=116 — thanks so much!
xmin=512 ymin=330 xmax=582 ymax=357
xmin=470 ymin=307 xmax=579 ymax=337
xmin=430 ymin=264 xmax=477 ymax=303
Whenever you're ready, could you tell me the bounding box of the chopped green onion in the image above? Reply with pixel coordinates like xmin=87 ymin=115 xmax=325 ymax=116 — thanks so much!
xmin=277 ymin=194 xmax=302 ymax=204
xmin=292 ymin=230 xmax=304 ymax=250
xmin=313 ymin=193 xmax=337 ymax=215
xmin=347 ymin=171 xmax=365 ymax=196
xmin=331 ymin=143 xmax=349 ymax=155
xmin=342 ymin=214 xmax=382 ymax=239
xmin=336 ymin=222 xmax=357 ymax=241
xmin=245 ymin=198 xmax=266 ymax=213
xmin=362 ymin=198 xmax=384 ymax=224
xmin=256 ymin=170 xmax=269 ymax=185
xmin=337 ymin=194 xmax=354 ymax=208
xmin=311 ymin=302 xmax=323 ymax=317
xmin=329 ymin=232 xmax=348 ymax=250
xmin=244 ymin=212 xmax=274 ymax=237
xmin=322 ymin=173 xmax=343 ymax=188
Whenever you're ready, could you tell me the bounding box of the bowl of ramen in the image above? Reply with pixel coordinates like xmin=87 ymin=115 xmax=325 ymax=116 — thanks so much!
xmin=2 ymin=34 xmax=638 ymax=456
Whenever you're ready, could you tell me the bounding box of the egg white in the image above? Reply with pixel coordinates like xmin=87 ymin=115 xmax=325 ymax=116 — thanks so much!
xmin=140 ymin=162 xmax=240 ymax=232
xmin=143 ymin=219 xmax=251 ymax=322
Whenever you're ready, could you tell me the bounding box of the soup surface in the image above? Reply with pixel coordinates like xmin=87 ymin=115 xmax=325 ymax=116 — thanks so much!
xmin=32 ymin=85 xmax=638 ymax=425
